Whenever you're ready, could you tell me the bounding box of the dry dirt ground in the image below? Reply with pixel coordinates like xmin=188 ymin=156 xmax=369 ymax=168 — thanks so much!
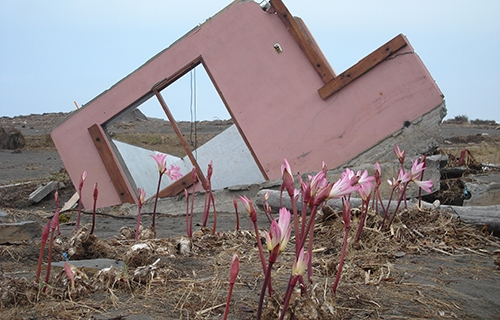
xmin=0 ymin=113 xmax=500 ymax=319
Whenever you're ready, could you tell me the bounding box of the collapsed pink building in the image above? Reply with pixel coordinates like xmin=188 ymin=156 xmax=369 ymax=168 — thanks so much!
xmin=51 ymin=0 xmax=445 ymax=209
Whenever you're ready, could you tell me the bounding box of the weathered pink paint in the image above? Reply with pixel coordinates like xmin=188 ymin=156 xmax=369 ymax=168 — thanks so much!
xmin=52 ymin=0 xmax=443 ymax=208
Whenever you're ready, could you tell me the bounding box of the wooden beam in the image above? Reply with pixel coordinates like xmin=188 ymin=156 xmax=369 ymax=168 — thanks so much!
xmin=154 ymin=173 xmax=194 ymax=199
xmin=318 ymin=34 xmax=408 ymax=100
xmin=88 ymin=124 xmax=136 ymax=204
xmin=270 ymin=0 xmax=335 ymax=84
xmin=153 ymin=89 xmax=208 ymax=189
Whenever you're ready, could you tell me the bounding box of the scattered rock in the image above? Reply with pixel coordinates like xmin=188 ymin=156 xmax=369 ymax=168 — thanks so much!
xmin=124 ymin=242 xmax=154 ymax=268
xmin=0 ymin=210 xmax=11 ymax=223
xmin=29 ymin=181 xmax=64 ymax=204
xmin=462 ymin=173 xmax=500 ymax=206
xmin=0 ymin=126 xmax=25 ymax=150
xmin=0 ymin=220 xmax=41 ymax=244
xmin=50 ymin=258 xmax=124 ymax=272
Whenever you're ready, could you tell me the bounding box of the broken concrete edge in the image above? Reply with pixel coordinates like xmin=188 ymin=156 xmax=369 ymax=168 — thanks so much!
xmin=28 ymin=181 xmax=65 ymax=204
xmin=343 ymin=102 xmax=446 ymax=168
xmin=0 ymin=220 xmax=41 ymax=244
xmin=53 ymin=0 xmax=444 ymax=209
xmin=116 ymin=182 xmax=279 ymax=217
xmin=256 ymin=189 xmax=500 ymax=234
xmin=114 ymin=155 xmax=446 ymax=217
xmin=462 ymin=173 xmax=500 ymax=207
xmin=0 ymin=181 xmax=33 ymax=190
xmin=61 ymin=192 xmax=79 ymax=212
xmin=49 ymin=258 xmax=124 ymax=271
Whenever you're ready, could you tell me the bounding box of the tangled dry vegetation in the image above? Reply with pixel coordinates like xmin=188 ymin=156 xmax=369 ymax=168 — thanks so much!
xmin=1 ymin=202 xmax=499 ymax=319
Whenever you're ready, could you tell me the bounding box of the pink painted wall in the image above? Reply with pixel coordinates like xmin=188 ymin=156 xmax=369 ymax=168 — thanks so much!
xmin=52 ymin=0 xmax=443 ymax=208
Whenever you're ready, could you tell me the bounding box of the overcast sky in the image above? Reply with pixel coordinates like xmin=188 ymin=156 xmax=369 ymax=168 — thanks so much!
xmin=1 ymin=0 xmax=499 ymax=121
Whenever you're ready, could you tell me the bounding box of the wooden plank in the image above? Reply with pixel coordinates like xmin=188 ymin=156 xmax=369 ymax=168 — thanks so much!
xmin=153 ymin=89 xmax=208 ymax=189
xmin=88 ymin=124 xmax=136 ymax=204
xmin=318 ymin=34 xmax=408 ymax=100
xmin=270 ymin=0 xmax=335 ymax=84
xmin=154 ymin=173 xmax=194 ymax=199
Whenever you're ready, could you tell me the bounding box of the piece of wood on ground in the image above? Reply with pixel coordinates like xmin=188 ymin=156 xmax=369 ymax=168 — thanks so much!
xmin=61 ymin=192 xmax=79 ymax=212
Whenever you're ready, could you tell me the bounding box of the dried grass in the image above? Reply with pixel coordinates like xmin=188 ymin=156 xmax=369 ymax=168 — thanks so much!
xmin=1 ymin=205 xmax=499 ymax=319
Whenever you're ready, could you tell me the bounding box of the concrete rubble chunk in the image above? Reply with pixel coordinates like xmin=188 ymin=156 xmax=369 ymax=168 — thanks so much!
xmin=28 ymin=181 xmax=63 ymax=203
xmin=256 ymin=190 xmax=500 ymax=234
xmin=462 ymin=173 xmax=500 ymax=206
xmin=51 ymin=1 xmax=445 ymax=209
xmin=325 ymin=155 xmax=445 ymax=199
xmin=61 ymin=192 xmax=79 ymax=212
xmin=0 ymin=221 xmax=41 ymax=244
xmin=50 ymin=258 xmax=124 ymax=272
xmin=0 ymin=211 xmax=12 ymax=223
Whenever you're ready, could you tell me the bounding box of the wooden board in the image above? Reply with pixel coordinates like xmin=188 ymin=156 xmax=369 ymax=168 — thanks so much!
xmin=88 ymin=124 xmax=136 ymax=204
xmin=318 ymin=34 xmax=408 ymax=100
xmin=271 ymin=0 xmax=335 ymax=84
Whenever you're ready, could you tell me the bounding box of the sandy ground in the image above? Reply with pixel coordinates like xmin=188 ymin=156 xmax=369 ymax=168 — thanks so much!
xmin=1 ymin=114 xmax=500 ymax=319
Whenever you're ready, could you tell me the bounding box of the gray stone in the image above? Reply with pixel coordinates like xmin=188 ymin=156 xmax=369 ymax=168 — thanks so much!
xmin=324 ymin=154 xmax=444 ymax=199
xmin=343 ymin=102 xmax=446 ymax=167
xmin=0 ymin=211 xmax=11 ymax=223
xmin=0 ymin=221 xmax=41 ymax=244
xmin=256 ymin=190 xmax=500 ymax=234
xmin=50 ymin=258 xmax=124 ymax=271
xmin=462 ymin=173 xmax=500 ymax=206
xmin=118 ymin=183 xmax=263 ymax=217
xmin=28 ymin=181 xmax=62 ymax=203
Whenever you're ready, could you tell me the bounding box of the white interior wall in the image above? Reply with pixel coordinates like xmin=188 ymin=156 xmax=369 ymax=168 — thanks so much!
xmin=113 ymin=124 xmax=264 ymax=197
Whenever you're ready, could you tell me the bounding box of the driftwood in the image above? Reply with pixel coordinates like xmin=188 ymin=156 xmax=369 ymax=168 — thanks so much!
xmin=256 ymin=189 xmax=500 ymax=234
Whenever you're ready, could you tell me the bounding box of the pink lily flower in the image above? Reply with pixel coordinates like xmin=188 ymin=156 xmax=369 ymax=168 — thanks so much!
xmin=321 ymin=169 xmax=359 ymax=202
xmin=79 ymin=171 xmax=87 ymax=191
xmin=263 ymin=221 xmax=282 ymax=254
xmin=292 ymin=247 xmax=309 ymax=277
xmin=277 ymin=208 xmax=291 ymax=253
xmin=64 ymin=261 xmax=75 ymax=291
xmin=138 ymin=187 xmax=146 ymax=204
xmin=358 ymin=179 xmax=373 ymax=201
xmin=409 ymin=158 xmax=426 ymax=180
xmin=223 ymin=254 xmax=240 ymax=320
xmin=150 ymin=153 xmax=167 ymax=175
xmin=280 ymin=247 xmax=309 ymax=320
xmin=75 ymin=171 xmax=87 ymax=231
xmin=239 ymin=195 xmax=257 ymax=222
xmin=90 ymin=183 xmax=98 ymax=235
xmin=413 ymin=179 xmax=433 ymax=193
xmin=302 ymin=163 xmax=328 ymax=206
xmin=397 ymin=169 xmax=411 ymax=184
xmin=166 ymin=164 xmax=182 ymax=181
xmin=239 ymin=195 xmax=267 ymax=273
xmin=356 ymin=169 xmax=374 ymax=187
xmin=394 ymin=144 xmax=406 ymax=165
xmin=229 ymin=254 xmax=240 ymax=284
xmin=374 ymin=162 xmax=381 ymax=184
xmin=281 ymin=159 xmax=295 ymax=197
xmin=206 ymin=160 xmax=213 ymax=180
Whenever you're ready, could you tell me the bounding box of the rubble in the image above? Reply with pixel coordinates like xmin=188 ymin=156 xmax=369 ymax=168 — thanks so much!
xmin=0 ymin=220 xmax=41 ymax=244
xmin=51 ymin=0 xmax=444 ymax=209
xmin=462 ymin=173 xmax=500 ymax=206
xmin=28 ymin=181 xmax=64 ymax=204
